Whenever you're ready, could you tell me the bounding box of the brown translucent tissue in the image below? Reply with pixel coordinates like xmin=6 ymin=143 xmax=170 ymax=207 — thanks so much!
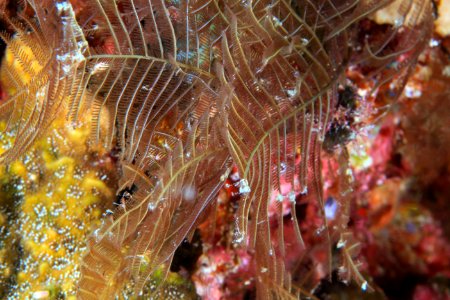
xmin=0 ymin=0 xmax=432 ymax=299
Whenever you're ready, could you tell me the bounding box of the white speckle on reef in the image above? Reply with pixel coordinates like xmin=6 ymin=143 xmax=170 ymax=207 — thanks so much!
xmin=286 ymin=88 xmax=297 ymax=98
xmin=324 ymin=197 xmax=338 ymax=220
xmin=394 ymin=17 xmax=404 ymax=28
xmin=238 ymin=179 xmax=251 ymax=195
xmin=288 ymin=191 xmax=296 ymax=203
xmin=300 ymin=186 xmax=308 ymax=195
xmin=429 ymin=39 xmax=440 ymax=47
xmin=56 ymin=1 xmax=71 ymax=13
xmin=90 ymin=62 xmax=109 ymax=75
xmin=361 ymin=281 xmax=368 ymax=292
xmin=276 ymin=194 xmax=284 ymax=202
xmin=182 ymin=185 xmax=197 ymax=202
xmin=32 ymin=290 xmax=50 ymax=299
xmin=148 ymin=202 xmax=156 ymax=212
xmin=404 ymin=85 xmax=422 ymax=98
xmin=272 ymin=16 xmax=282 ymax=27
xmin=233 ymin=228 xmax=245 ymax=244
xmin=336 ymin=239 xmax=347 ymax=249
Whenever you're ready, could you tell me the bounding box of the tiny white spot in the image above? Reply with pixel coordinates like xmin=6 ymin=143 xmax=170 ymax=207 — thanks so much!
xmin=300 ymin=186 xmax=308 ymax=195
xmin=238 ymin=179 xmax=251 ymax=195
xmin=288 ymin=191 xmax=296 ymax=203
xmin=32 ymin=290 xmax=50 ymax=299
xmin=182 ymin=185 xmax=197 ymax=202
xmin=148 ymin=203 xmax=156 ymax=212
xmin=337 ymin=239 xmax=346 ymax=249
xmin=361 ymin=281 xmax=368 ymax=292
xmin=276 ymin=194 xmax=284 ymax=202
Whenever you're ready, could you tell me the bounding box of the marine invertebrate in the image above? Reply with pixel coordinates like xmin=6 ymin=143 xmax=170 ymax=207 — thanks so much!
xmin=0 ymin=0 xmax=433 ymax=299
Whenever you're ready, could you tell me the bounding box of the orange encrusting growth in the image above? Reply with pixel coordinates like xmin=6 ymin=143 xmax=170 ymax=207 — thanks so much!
xmin=0 ymin=116 xmax=116 ymax=298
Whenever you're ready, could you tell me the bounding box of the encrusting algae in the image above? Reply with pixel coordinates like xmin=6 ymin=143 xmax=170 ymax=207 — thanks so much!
xmin=0 ymin=117 xmax=117 ymax=299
